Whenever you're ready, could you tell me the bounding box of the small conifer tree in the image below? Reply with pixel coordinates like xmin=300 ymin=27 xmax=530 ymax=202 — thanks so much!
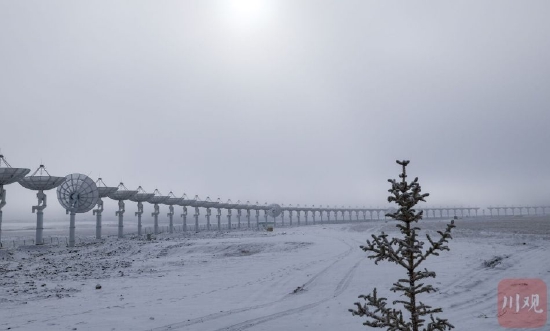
xmin=350 ymin=160 xmax=455 ymax=331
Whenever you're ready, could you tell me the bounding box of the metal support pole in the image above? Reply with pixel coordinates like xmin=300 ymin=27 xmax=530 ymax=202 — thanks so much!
xmin=237 ymin=209 xmax=242 ymax=228
xmin=152 ymin=204 xmax=160 ymax=235
xmin=167 ymin=205 xmax=174 ymax=233
xmin=0 ymin=185 xmax=4 ymax=245
xmin=36 ymin=210 xmax=44 ymax=245
xmin=32 ymin=190 xmax=47 ymax=245
xmin=246 ymin=209 xmax=251 ymax=228
xmin=255 ymin=209 xmax=260 ymax=228
xmin=297 ymin=211 xmax=301 ymax=225
xmin=116 ymin=200 xmax=125 ymax=238
xmin=227 ymin=209 xmax=232 ymax=230
xmin=68 ymin=211 xmax=76 ymax=247
xmin=0 ymin=210 xmax=3 ymax=246
xmin=93 ymin=198 xmax=103 ymax=239
xmin=216 ymin=208 xmax=221 ymax=231
xmin=137 ymin=210 xmax=142 ymax=235
xmin=181 ymin=206 xmax=187 ymax=232
xmin=289 ymin=211 xmax=293 ymax=226
xmin=194 ymin=207 xmax=200 ymax=231
xmin=136 ymin=201 xmax=144 ymax=236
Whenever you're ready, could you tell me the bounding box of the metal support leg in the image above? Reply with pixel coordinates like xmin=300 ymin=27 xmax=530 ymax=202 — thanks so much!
xmin=194 ymin=207 xmax=200 ymax=232
xmin=181 ymin=207 xmax=187 ymax=232
xmin=116 ymin=200 xmax=125 ymax=238
xmin=94 ymin=210 xmax=102 ymax=239
xmin=32 ymin=190 xmax=47 ymax=245
xmin=69 ymin=211 xmax=76 ymax=247
xmin=136 ymin=201 xmax=144 ymax=236
xmin=167 ymin=205 xmax=174 ymax=234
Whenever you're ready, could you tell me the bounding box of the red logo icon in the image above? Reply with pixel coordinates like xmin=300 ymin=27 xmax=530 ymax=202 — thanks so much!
xmin=498 ymin=278 xmax=547 ymax=328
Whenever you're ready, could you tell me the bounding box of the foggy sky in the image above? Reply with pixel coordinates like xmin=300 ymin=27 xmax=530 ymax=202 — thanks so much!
xmin=1 ymin=1 xmax=550 ymax=220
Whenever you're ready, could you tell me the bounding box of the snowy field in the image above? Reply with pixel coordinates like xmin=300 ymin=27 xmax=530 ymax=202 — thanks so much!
xmin=1 ymin=216 xmax=549 ymax=330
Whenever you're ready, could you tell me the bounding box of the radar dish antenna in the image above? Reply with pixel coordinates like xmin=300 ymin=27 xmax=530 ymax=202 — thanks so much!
xmin=177 ymin=193 xmax=195 ymax=232
xmin=129 ymin=186 xmax=154 ymax=236
xmin=96 ymin=178 xmax=118 ymax=198
xmin=223 ymin=199 xmax=237 ymax=230
xmin=0 ymin=154 xmax=30 ymax=245
xmin=180 ymin=193 xmax=199 ymax=207
xmin=147 ymin=189 xmax=169 ymax=235
xmin=108 ymin=182 xmax=138 ymax=238
xmin=201 ymin=196 xmax=218 ymax=208
xmin=267 ymin=204 xmax=282 ymax=218
xmin=234 ymin=200 xmax=244 ymax=228
xmin=93 ymin=178 xmax=118 ymax=239
xmin=163 ymin=191 xmax=184 ymax=233
xmin=18 ymin=164 xmax=65 ymax=245
xmin=56 ymin=174 xmax=99 ymax=247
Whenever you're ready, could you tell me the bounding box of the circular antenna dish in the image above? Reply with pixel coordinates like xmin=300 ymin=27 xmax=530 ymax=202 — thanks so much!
xmin=163 ymin=191 xmax=184 ymax=205
xmin=180 ymin=194 xmax=199 ymax=207
xmin=95 ymin=178 xmax=118 ymax=198
xmin=237 ymin=201 xmax=252 ymax=210
xmin=233 ymin=200 xmax=248 ymax=209
xmin=147 ymin=189 xmax=169 ymax=204
xmin=0 ymin=155 xmax=30 ymax=185
xmin=18 ymin=164 xmax=65 ymax=191
xmin=234 ymin=202 xmax=249 ymax=209
xmin=250 ymin=202 xmax=262 ymax=210
xmin=201 ymin=197 xmax=218 ymax=208
xmin=267 ymin=204 xmax=282 ymax=218
xmin=214 ymin=197 xmax=228 ymax=208
xmin=108 ymin=182 xmax=138 ymax=200
xmin=226 ymin=199 xmax=239 ymax=209
xmin=56 ymin=174 xmax=99 ymax=213
xmin=129 ymin=186 xmax=155 ymax=202
xmin=216 ymin=199 xmax=238 ymax=209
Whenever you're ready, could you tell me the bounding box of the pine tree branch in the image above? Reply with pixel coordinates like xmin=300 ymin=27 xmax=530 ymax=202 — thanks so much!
xmin=425 ymin=314 xmax=455 ymax=331
xmin=361 ymin=233 xmax=409 ymax=269
xmin=350 ymin=288 xmax=412 ymax=330
xmin=414 ymin=221 xmax=455 ymax=269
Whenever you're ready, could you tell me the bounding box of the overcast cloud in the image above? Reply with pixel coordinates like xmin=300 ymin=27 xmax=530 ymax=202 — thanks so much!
xmin=1 ymin=1 xmax=549 ymax=220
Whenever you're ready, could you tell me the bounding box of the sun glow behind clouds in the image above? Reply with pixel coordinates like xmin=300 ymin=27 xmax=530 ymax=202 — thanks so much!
xmin=219 ymin=0 xmax=276 ymax=32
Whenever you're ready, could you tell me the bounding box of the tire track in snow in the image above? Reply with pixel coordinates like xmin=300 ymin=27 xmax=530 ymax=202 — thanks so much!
xmin=147 ymin=225 xmax=376 ymax=331
xmin=147 ymin=240 xmax=354 ymax=331
xmin=441 ymin=244 xmax=547 ymax=313
xmin=213 ymin=259 xmax=363 ymax=331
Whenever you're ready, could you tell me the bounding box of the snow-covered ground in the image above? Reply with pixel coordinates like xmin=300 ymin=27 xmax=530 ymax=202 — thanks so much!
xmin=1 ymin=216 xmax=549 ymax=330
